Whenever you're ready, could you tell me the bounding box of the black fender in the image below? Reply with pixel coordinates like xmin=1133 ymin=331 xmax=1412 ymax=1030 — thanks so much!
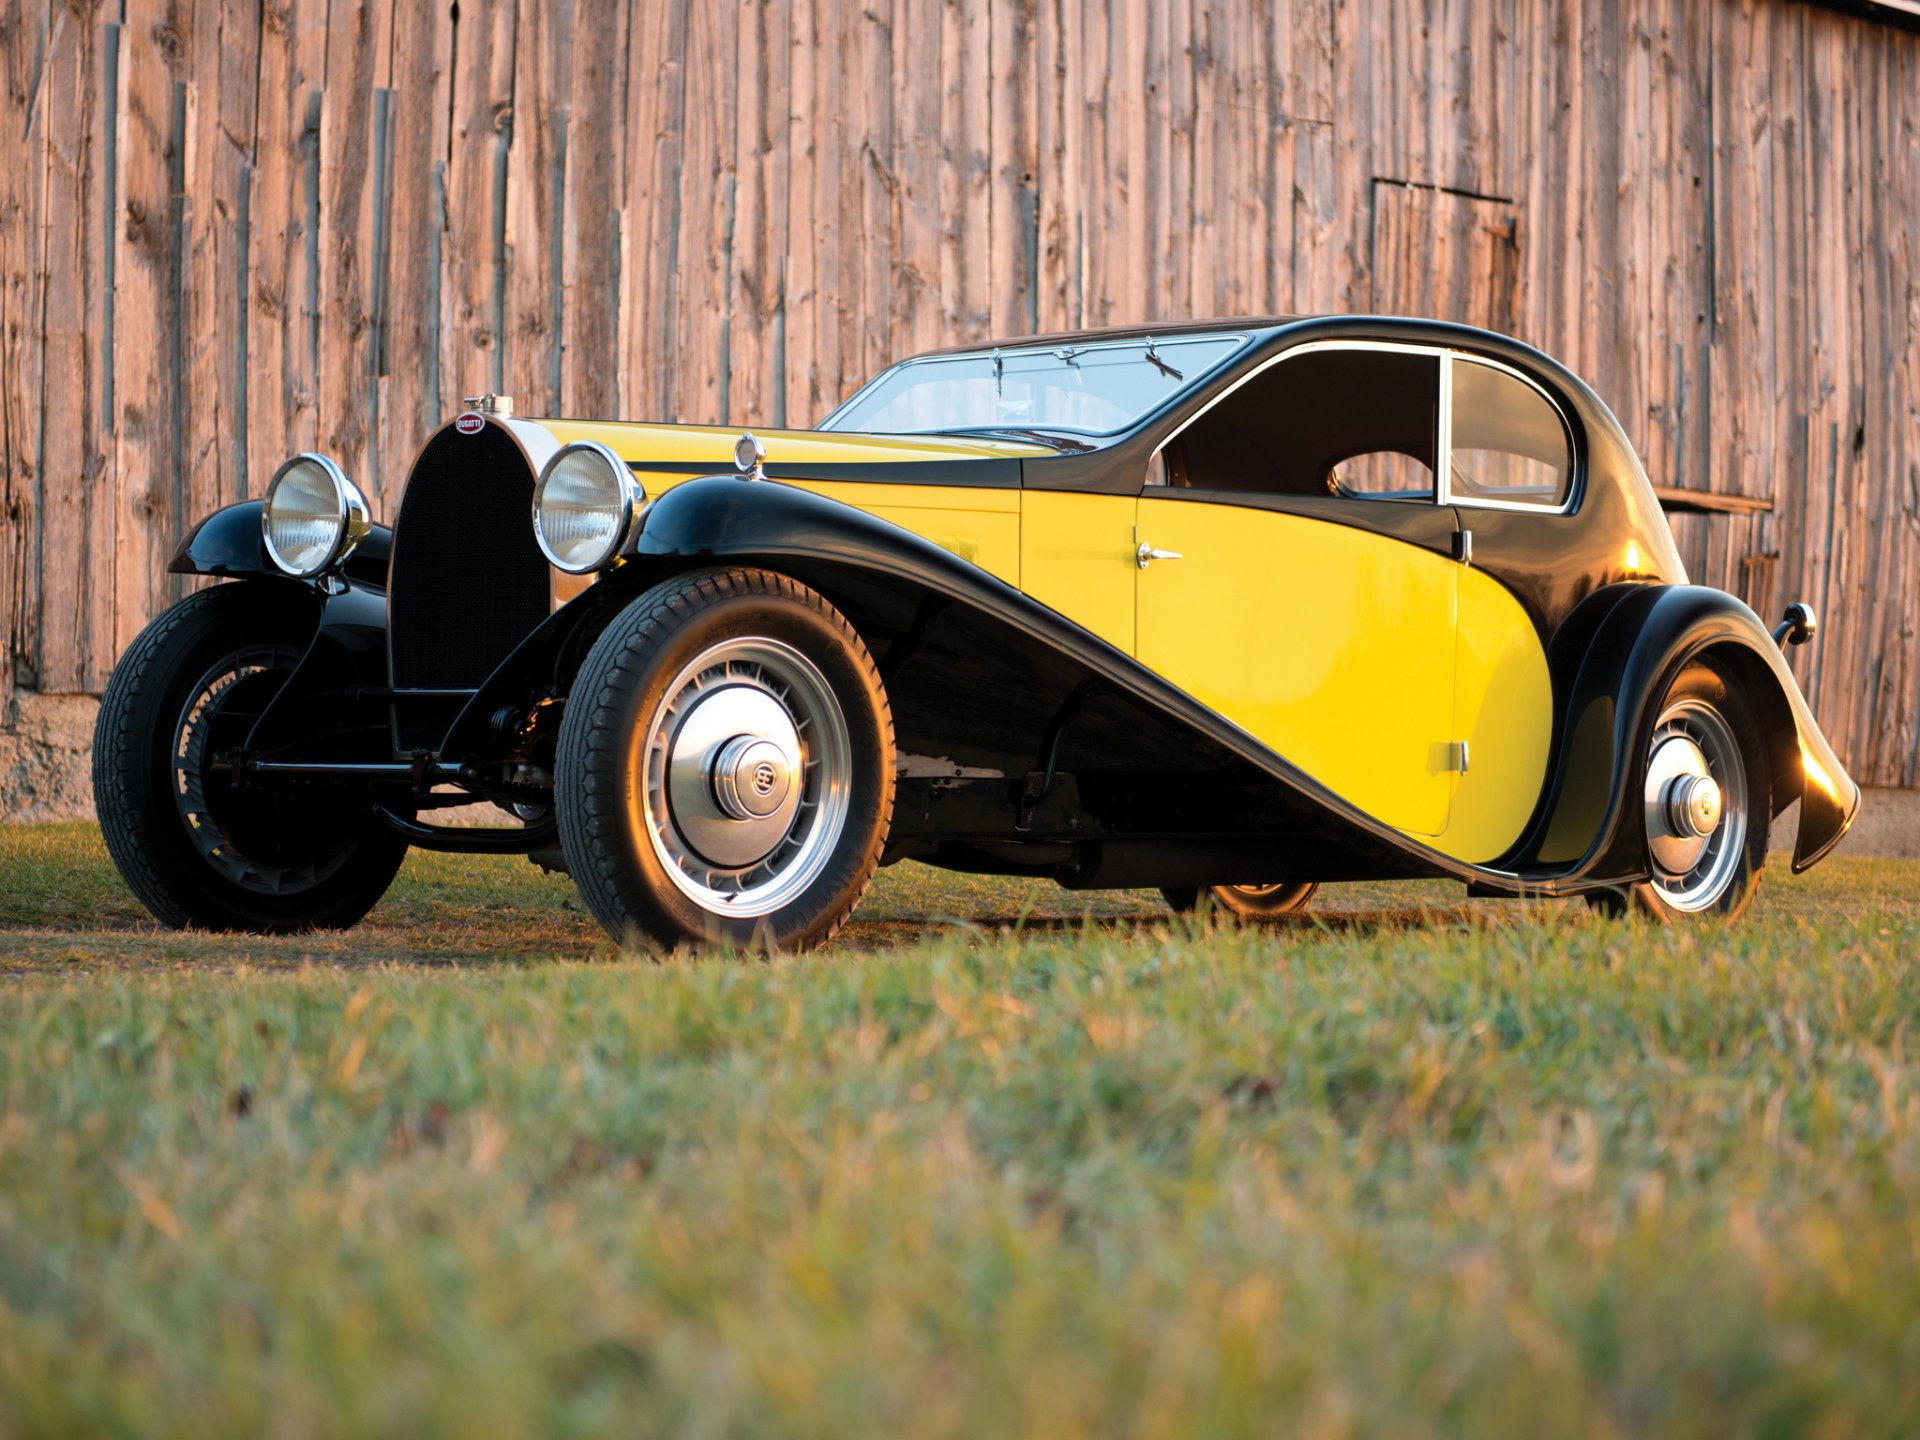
xmin=171 ymin=499 xmax=393 ymax=592
xmin=1512 ymin=583 xmax=1859 ymax=880
xmin=169 ymin=503 xmax=397 ymax=760
xmin=589 ymin=476 xmax=1513 ymax=887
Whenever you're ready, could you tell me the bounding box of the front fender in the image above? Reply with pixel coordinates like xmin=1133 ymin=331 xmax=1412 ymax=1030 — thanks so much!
xmin=171 ymin=500 xmax=393 ymax=591
xmin=1516 ymin=584 xmax=1859 ymax=879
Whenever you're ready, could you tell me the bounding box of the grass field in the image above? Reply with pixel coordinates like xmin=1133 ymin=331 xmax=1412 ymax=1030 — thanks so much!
xmin=2 ymin=822 xmax=1917 ymax=1437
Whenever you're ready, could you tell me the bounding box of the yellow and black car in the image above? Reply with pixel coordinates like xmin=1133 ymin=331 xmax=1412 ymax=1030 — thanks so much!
xmin=95 ymin=316 xmax=1859 ymax=947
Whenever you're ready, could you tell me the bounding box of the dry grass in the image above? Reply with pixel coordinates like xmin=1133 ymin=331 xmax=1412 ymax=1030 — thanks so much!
xmin=2 ymin=823 xmax=1917 ymax=1437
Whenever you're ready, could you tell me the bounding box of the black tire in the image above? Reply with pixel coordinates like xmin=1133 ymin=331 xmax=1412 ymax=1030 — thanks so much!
xmin=555 ymin=568 xmax=894 ymax=951
xmin=92 ymin=582 xmax=410 ymax=932
xmin=1585 ymin=659 xmax=1770 ymax=922
xmin=1161 ymin=882 xmax=1319 ymax=920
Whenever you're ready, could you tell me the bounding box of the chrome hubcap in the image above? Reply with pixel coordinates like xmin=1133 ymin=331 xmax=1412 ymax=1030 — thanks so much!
xmin=641 ymin=638 xmax=851 ymax=918
xmin=1643 ymin=698 xmax=1747 ymax=911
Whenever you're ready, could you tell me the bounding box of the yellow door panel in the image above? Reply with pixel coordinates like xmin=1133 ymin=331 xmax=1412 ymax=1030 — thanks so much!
xmin=1427 ymin=569 xmax=1553 ymax=863
xmin=1135 ymin=498 xmax=1457 ymax=836
xmin=1018 ymin=491 xmax=1138 ymax=650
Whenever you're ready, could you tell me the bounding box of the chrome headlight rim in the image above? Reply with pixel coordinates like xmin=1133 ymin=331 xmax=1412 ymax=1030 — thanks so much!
xmin=532 ymin=441 xmax=643 ymax=575
xmin=261 ymin=452 xmax=371 ymax=579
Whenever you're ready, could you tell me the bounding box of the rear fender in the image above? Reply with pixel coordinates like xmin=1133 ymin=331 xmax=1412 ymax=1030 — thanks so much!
xmin=1514 ymin=584 xmax=1859 ymax=879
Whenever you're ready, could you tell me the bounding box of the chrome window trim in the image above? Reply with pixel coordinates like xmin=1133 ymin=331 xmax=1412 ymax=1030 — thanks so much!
xmin=1440 ymin=352 xmax=1580 ymax=516
xmin=1148 ymin=338 xmax=1443 ymax=501
xmin=816 ymin=331 xmax=1255 ymax=435
xmin=1147 ymin=337 xmax=1581 ymax=516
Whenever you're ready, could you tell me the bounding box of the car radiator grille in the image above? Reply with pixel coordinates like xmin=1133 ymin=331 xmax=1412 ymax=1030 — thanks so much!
xmin=387 ymin=423 xmax=551 ymax=749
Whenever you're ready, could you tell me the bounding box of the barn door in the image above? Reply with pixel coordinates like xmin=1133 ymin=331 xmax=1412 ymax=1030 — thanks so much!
xmin=1369 ymin=180 xmax=1520 ymax=330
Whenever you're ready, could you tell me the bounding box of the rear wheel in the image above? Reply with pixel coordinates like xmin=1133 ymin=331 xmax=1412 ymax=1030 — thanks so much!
xmin=555 ymin=568 xmax=894 ymax=951
xmin=1586 ymin=660 xmax=1769 ymax=922
xmin=1161 ymin=881 xmax=1319 ymax=921
xmin=92 ymin=583 xmax=410 ymax=932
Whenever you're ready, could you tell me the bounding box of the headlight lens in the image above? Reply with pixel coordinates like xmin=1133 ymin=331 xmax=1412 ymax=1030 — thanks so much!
xmin=262 ymin=454 xmax=369 ymax=578
xmin=532 ymin=442 xmax=640 ymax=573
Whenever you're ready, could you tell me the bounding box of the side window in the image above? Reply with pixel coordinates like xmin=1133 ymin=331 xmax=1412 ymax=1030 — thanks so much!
xmin=1448 ymin=358 xmax=1573 ymax=508
xmin=1162 ymin=347 xmax=1439 ymax=502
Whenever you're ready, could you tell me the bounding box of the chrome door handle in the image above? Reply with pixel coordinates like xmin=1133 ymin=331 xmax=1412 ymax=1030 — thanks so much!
xmin=1136 ymin=542 xmax=1184 ymax=569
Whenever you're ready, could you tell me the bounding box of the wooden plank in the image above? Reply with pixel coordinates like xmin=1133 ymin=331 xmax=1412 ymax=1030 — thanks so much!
xmin=1650 ymin=486 xmax=1774 ymax=516
xmin=778 ymin=0 xmax=821 ymax=419
xmin=987 ymin=0 xmax=1038 ymax=338
xmin=245 ymin=0 xmax=329 ymax=491
xmin=622 ymin=0 xmax=687 ymax=422
xmin=725 ymin=0 xmax=785 ymax=420
xmin=108 ymin=4 xmax=182 ymax=641
xmin=670 ymin=0 xmax=737 ymax=424
xmin=558 ymin=0 xmax=627 ymax=417
xmin=40 ymin=7 xmax=114 ymax=691
xmin=375 ymin=0 xmax=452 ymax=494
xmin=938 ymin=0 xmax=990 ymax=343
xmin=440 ymin=0 xmax=515 ymax=407
xmin=179 ymin=0 xmax=263 ymax=542
xmin=314 ymin=0 xmax=391 ymax=499
xmin=0 ymin=0 xmax=50 ymax=702
xmin=503 ymin=0 xmax=568 ymax=416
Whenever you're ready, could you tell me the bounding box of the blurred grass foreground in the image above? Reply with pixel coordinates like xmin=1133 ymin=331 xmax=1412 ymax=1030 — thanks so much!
xmin=2 ymin=822 xmax=1918 ymax=1436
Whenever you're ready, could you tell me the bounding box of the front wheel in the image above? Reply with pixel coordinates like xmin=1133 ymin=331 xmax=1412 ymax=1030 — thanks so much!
xmin=1161 ymin=882 xmax=1319 ymax=921
xmin=1586 ymin=660 xmax=1770 ymax=922
xmin=555 ymin=568 xmax=895 ymax=951
xmin=92 ymin=583 xmax=410 ymax=932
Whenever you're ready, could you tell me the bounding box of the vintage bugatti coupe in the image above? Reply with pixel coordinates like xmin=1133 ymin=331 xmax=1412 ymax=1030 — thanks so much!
xmin=95 ymin=316 xmax=1858 ymax=947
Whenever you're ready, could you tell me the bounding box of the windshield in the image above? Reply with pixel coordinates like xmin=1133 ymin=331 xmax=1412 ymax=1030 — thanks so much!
xmin=819 ymin=333 xmax=1250 ymax=441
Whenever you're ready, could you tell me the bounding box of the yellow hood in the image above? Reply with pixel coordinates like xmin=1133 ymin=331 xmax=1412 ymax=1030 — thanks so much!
xmin=524 ymin=419 xmax=1049 ymax=469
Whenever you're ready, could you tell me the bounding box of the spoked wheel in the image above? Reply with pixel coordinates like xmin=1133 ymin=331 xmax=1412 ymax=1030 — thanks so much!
xmin=556 ymin=569 xmax=894 ymax=951
xmin=1587 ymin=660 xmax=1769 ymax=922
xmin=1161 ymin=881 xmax=1319 ymax=921
xmin=93 ymin=583 xmax=410 ymax=932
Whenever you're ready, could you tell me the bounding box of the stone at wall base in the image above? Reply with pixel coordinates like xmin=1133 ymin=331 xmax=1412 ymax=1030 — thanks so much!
xmin=4 ymin=693 xmax=1916 ymax=858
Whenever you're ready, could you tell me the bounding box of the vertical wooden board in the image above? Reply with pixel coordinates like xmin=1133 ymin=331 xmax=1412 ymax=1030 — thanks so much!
xmin=40 ymin=8 xmax=115 ymax=691
xmin=669 ymin=0 xmax=736 ymax=423
xmin=376 ymin=0 xmax=451 ymax=495
xmin=849 ymin=0 xmax=893 ymax=383
xmin=503 ymin=0 xmax=568 ymax=416
xmin=106 ymin=10 xmax=165 ymax=660
xmin=622 ymin=0 xmax=687 ymax=421
xmin=246 ymin=0 xmax=328 ymax=488
xmin=1032 ymin=0 xmax=1075 ymax=332
xmin=1325 ymin=0 xmax=1377 ymax=315
xmin=799 ymin=0 xmax=848 ymax=416
xmin=1858 ymin=27 xmax=1920 ymax=784
xmin=561 ymin=0 xmax=628 ymax=417
xmin=441 ymin=0 xmax=515 ymax=407
xmin=937 ymin=0 xmax=990 ymax=342
xmin=886 ymin=0 xmax=939 ymax=355
xmin=314 ymin=0 xmax=389 ymax=498
xmin=723 ymin=0 xmax=785 ymax=420
xmin=988 ymin=0 xmax=1039 ymax=338
xmin=0 ymin=0 xmax=49 ymax=699
xmin=179 ymin=0 xmax=263 ymax=543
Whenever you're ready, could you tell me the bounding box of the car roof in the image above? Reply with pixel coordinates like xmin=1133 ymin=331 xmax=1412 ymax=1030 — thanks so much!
xmin=913 ymin=316 xmax=1306 ymax=356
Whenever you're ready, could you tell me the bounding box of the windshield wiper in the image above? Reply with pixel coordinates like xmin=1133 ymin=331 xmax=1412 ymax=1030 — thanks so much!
xmin=935 ymin=426 xmax=1097 ymax=454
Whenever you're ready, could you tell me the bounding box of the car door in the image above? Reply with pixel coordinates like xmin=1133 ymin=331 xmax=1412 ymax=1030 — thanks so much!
xmin=1132 ymin=343 xmax=1464 ymax=838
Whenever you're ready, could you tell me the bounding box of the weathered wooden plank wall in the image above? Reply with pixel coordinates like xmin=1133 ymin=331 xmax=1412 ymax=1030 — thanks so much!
xmin=1 ymin=0 xmax=1916 ymax=787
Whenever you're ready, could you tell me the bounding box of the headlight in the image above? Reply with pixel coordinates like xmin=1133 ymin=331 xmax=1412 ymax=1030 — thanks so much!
xmin=532 ymin=442 xmax=641 ymax=574
xmin=262 ymin=454 xmax=370 ymax=578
